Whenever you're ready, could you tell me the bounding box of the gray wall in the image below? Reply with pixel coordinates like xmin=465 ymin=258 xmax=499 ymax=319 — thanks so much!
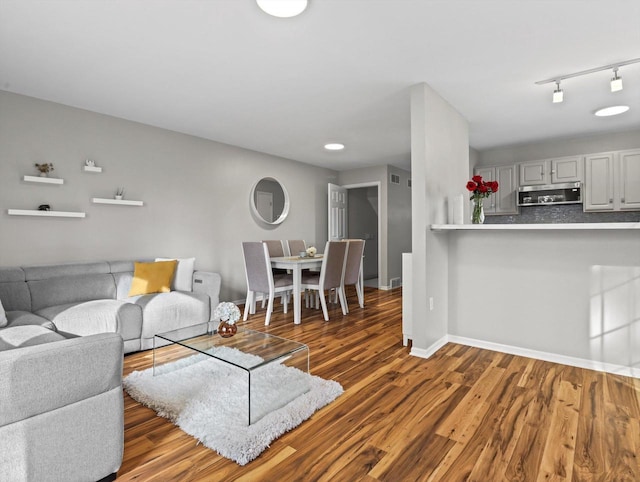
xmin=477 ymin=128 xmax=640 ymax=166
xmin=0 ymin=91 xmax=337 ymax=302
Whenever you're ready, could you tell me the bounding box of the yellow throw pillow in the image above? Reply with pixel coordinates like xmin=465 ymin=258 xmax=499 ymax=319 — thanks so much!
xmin=128 ymin=260 xmax=178 ymax=297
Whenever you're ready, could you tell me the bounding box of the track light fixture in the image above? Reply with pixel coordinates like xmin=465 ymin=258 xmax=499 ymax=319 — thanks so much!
xmin=552 ymin=81 xmax=564 ymax=103
xmin=610 ymin=68 xmax=623 ymax=92
xmin=536 ymin=57 xmax=639 ymax=103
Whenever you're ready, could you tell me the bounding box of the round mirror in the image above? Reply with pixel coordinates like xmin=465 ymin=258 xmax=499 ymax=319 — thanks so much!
xmin=250 ymin=177 xmax=290 ymax=225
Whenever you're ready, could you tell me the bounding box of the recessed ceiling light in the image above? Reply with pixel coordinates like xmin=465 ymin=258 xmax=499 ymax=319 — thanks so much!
xmin=256 ymin=0 xmax=308 ymax=18
xmin=594 ymin=105 xmax=630 ymax=117
xmin=324 ymin=143 xmax=345 ymax=151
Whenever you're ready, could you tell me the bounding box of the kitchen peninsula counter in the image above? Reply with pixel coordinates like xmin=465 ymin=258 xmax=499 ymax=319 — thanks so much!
xmin=432 ymin=222 xmax=640 ymax=231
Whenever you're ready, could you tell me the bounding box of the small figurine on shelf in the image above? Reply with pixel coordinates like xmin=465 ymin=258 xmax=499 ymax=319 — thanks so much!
xmin=85 ymin=159 xmax=96 ymax=167
xmin=35 ymin=163 xmax=54 ymax=177
xmin=115 ymin=187 xmax=124 ymax=200
xmin=38 ymin=204 xmax=51 ymax=211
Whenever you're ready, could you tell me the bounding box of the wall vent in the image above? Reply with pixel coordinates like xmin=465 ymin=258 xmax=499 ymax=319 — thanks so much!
xmin=390 ymin=174 xmax=400 ymax=185
xmin=390 ymin=277 xmax=401 ymax=288
xmin=407 ymin=179 xmax=412 ymax=188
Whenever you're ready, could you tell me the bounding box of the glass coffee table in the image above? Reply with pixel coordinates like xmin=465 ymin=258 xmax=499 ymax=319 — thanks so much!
xmin=153 ymin=323 xmax=310 ymax=425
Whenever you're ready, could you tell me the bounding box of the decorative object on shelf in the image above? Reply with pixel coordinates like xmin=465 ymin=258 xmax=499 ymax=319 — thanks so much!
xmin=214 ymin=302 xmax=240 ymax=338
xmin=115 ymin=187 xmax=125 ymax=200
xmin=83 ymin=159 xmax=102 ymax=172
xmin=305 ymin=246 xmax=317 ymax=258
xmin=466 ymin=175 xmax=499 ymax=224
xmin=38 ymin=204 xmax=51 ymax=211
xmin=35 ymin=162 xmax=54 ymax=177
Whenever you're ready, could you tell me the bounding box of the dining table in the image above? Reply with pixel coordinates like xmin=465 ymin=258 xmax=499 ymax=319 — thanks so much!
xmin=270 ymin=255 xmax=323 ymax=324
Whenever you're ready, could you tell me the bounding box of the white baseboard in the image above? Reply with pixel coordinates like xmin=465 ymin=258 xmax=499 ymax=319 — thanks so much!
xmin=410 ymin=335 xmax=449 ymax=359
xmin=410 ymin=334 xmax=639 ymax=379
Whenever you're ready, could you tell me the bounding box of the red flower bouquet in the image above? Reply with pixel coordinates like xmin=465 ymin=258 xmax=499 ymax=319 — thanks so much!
xmin=466 ymin=175 xmax=498 ymax=223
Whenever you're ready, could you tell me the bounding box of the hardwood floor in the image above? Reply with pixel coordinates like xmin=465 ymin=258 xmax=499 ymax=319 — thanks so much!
xmin=117 ymin=288 xmax=640 ymax=481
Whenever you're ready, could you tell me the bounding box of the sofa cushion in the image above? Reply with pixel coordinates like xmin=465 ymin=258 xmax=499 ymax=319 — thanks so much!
xmin=5 ymin=311 xmax=56 ymax=331
xmin=28 ymin=273 xmax=117 ymax=312
xmin=0 ymin=325 xmax=66 ymax=351
xmin=156 ymin=257 xmax=195 ymax=291
xmin=0 ymin=280 xmax=32 ymax=313
xmin=22 ymin=261 xmax=111 ymax=281
xmin=36 ymin=300 xmax=142 ymax=341
xmin=132 ymin=291 xmax=210 ymax=348
xmin=129 ymin=260 xmax=177 ymax=297
xmin=0 ymin=299 xmax=6 ymax=328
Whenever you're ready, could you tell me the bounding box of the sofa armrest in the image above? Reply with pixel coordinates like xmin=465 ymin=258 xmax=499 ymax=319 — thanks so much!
xmin=192 ymin=270 xmax=221 ymax=321
xmin=0 ymin=332 xmax=123 ymax=426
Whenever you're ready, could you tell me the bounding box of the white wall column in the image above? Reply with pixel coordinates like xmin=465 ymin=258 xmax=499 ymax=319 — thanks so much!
xmin=410 ymin=83 xmax=469 ymax=352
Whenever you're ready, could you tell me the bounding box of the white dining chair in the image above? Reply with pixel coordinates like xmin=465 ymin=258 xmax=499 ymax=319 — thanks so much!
xmin=300 ymin=241 xmax=348 ymax=321
xmin=341 ymin=239 xmax=365 ymax=312
xmin=242 ymin=242 xmax=293 ymax=326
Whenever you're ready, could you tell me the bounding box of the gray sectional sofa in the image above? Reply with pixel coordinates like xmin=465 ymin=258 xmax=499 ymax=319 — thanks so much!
xmin=0 ymin=259 xmax=222 ymax=482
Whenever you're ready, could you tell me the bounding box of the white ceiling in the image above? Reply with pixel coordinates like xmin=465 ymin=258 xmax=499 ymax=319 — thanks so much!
xmin=1 ymin=0 xmax=639 ymax=172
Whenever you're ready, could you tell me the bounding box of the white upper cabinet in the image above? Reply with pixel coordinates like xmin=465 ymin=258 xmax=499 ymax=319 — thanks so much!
xmin=584 ymin=149 xmax=640 ymax=212
xmin=619 ymin=149 xmax=640 ymax=210
xmin=474 ymin=165 xmax=518 ymax=215
xmin=584 ymin=153 xmax=615 ymax=211
xmin=519 ymin=156 xmax=583 ymax=186
xmin=551 ymin=156 xmax=583 ymax=184
xmin=519 ymin=160 xmax=547 ymax=185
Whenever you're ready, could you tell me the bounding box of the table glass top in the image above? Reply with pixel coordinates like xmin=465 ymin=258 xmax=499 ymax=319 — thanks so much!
xmin=154 ymin=323 xmax=308 ymax=371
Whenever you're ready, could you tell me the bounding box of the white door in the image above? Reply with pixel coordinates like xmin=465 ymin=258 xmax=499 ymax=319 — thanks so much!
xmin=256 ymin=191 xmax=273 ymax=222
xmin=328 ymin=183 xmax=348 ymax=241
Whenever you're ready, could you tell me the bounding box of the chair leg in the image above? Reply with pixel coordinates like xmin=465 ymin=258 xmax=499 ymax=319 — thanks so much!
xmin=261 ymin=294 xmax=266 ymax=309
xmin=265 ymin=293 xmax=275 ymax=326
xmin=338 ymin=285 xmax=348 ymax=315
xmin=243 ymin=291 xmax=253 ymax=321
xmin=356 ymin=281 xmax=364 ymax=308
xmin=340 ymin=286 xmax=349 ymax=314
xmin=318 ymin=290 xmax=329 ymax=321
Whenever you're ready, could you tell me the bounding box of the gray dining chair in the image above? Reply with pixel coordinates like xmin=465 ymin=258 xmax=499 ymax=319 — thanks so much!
xmin=301 ymin=241 xmax=348 ymax=321
xmin=341 ymin=239 xmax=365 ymax=312
xmin=287 ymin=239 xmax=307 ymax=257
xmin=242 ymin=242 xmax=294 ymax=326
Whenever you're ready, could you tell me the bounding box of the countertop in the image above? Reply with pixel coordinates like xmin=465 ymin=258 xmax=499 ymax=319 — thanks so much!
xmin=431 ymin=222 xmax=640 ymax=231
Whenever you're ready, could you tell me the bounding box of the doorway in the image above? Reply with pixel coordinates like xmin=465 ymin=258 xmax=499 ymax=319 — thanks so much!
xmin=328 ymin=182 xmax=381 ymax=289
xmin=347 ymin=187 xmax=379 ymax=286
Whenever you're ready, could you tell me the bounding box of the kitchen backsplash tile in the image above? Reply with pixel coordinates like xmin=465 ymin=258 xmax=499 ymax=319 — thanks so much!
xmin=485 ymin=204 xmax=640 ymax=224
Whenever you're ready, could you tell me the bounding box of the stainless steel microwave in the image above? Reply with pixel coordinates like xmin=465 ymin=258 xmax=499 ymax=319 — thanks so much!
xmin=517 ymin=182 xmax=582 ymax=206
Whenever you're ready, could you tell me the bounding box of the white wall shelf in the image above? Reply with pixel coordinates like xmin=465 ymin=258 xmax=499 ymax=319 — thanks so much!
xmin=23 ymin=175 xmax=64 ymax=184
xmin=83 ymin=165 xmax=102 ymax=173
xmin=92 ymin=198 xmax=144 ymax=206
xmin=8 ymin=209 xmax=86 ymax=218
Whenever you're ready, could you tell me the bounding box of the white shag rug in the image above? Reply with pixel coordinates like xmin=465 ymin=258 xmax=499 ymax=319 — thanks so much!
xmin=123 ymin=346 xmax=343 ymax=465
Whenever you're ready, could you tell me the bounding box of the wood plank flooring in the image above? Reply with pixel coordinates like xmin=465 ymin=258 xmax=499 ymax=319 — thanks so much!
xmin=117 ymin=287 xmax=640 ymax=481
